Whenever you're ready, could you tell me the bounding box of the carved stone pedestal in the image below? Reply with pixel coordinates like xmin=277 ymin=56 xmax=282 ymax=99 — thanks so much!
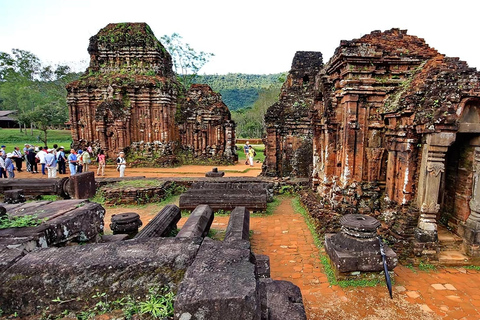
xmin=458 ymin=221 xmax=480 ymax=257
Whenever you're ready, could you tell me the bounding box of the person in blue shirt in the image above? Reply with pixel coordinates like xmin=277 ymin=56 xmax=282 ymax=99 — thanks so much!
xmin=68 ymin=149 xmax=78 ymax=176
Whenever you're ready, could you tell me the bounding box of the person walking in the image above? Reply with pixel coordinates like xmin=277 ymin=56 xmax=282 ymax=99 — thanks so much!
xmin=0 ymin=151 xmax=6 ymax=178
xmin=243 ymin=141 xmax=250 ymax=165
xmin=12 ymin=146 xmax=23 ymax=172
xmin=248 ymin=145 xmax=255 ymax=167
xmin=116 ymin=151 xmax=127 ymax=177
xmin=96 ymin=150 xmax=106 ymax=176
xmin=36 ymin=147 xmax=47 ymax=175
xmin=5 ymin=153 xmax=15 ymax=178
xmin=57 ymin=146 xmax=67 ymax=174
xmin=45 ymin=149 xmax=57 ymax=178
xmin=68 ymin=149 xmax=78 ymax=176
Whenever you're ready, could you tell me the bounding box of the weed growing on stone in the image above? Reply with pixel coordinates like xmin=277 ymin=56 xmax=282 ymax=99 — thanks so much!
xmin=90 ymin=190 xmax=106 ymax=205
xmin=139 ymin=287 xmax=175 ymax=319
xmin=292 ymin=196 xmax=383 ymax=288
xmin=0 ymin=214 xmax=46 ymax=229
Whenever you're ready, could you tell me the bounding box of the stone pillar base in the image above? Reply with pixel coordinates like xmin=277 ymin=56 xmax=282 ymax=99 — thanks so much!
xmin=458 ymin=222 xmax=480 ymax=257
xmin=413 ymin=228 xmax=439 ymax=259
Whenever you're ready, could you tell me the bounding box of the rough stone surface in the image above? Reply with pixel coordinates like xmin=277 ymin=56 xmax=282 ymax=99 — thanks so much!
xmin=224 ymin=206 xmax=250 ymax=242
xmin=100 ymin=180 xmax=174 ymax=205
xmin=3 ymin=189 xmax=25 ymax=204
xmin=255 ymin=254 xmax=271 ymax=279
xmin=176 ymin=204 xmax=213 ymax=238
xmin=180 ymin=181 xmax=271 ymax=211
xmin=174 ymin=238 xmax=259 ymax=320
xmin=0 ymin=178 xmax=69 ymax=199
xmin=0 ymin=237 xmax=202 ymax=316
xmin=135 ymin=204 xmax=181 ymax=239
xmin=0 ymin=200 xmax=104 ymax=251
xmin=259 ymin=279 xmax=306 ymax=320
xmin=67 ymin=171 xmax=96 ymax=199
xmin=110 ymin=212 xmax=142 ymax=235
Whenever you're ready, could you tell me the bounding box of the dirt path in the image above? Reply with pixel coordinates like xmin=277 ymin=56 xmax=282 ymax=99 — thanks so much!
xmin=104 ymin=197 xmax=480 ymax=319
xmin=13 ymin=162 xmax=262 ymax=179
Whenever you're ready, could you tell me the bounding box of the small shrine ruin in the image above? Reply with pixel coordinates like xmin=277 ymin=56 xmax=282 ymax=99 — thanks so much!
xmin=66 ymin=23 xmax=236 ymax=163
xmin=264 ymin=29 xmax=480 ymax=260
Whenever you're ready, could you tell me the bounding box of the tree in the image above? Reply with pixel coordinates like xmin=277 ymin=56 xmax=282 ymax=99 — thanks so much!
xmin=29 ymin=102 xmax=67 ymax=146
xmin=160 ymin=33 xmax=214 ymax=89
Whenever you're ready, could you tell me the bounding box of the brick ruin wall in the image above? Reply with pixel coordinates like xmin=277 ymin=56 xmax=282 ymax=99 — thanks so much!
xmin=67 ymin=23 xmax=236 ymax=163
xmin=264 ymin=29 xmax=480 ymax=256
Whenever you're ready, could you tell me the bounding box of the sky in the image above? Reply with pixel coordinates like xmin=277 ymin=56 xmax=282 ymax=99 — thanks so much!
xmin=0 ymin=0 xmax=479 ymax=75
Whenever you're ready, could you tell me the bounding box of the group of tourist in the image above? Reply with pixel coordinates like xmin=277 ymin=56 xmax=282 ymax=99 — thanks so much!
xmin=0 ymin=144 xmax=127 ymax=178
xmin=243 ymin=141 xmax=256 ymax=167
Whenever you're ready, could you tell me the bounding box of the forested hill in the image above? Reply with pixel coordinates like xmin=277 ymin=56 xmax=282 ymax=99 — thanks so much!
xmin=194 ymin=73 xmax=286 ymax=111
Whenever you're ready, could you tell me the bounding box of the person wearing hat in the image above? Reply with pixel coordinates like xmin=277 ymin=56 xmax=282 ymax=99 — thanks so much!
xmin=116 ymin=151 xmax=127 ymax=177
xmin=5 ymin=153 xmax=15 ymax=178
xmin=57 ymin=146 xmax=67 ymax=174
xmin=45 ymin=149 xmax=57 ymax=178
xmin=1 ymin=146 xmax=6 ymax=161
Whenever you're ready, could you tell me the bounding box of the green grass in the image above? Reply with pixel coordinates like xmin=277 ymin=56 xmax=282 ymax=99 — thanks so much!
xmin=463 ymin=265 xmax=480 ymax=271
xmin=0 ymin=214 xmax=46 ymax=229
xmin=291 ymin=196 xmax=384 ymax=287
xmin=0 ymin=128 xmax=72 ymax=150
xmin=418 ymin=262 xmax=437 ymax=272
xmin=236 ymin=144 xmax=265 ymax=162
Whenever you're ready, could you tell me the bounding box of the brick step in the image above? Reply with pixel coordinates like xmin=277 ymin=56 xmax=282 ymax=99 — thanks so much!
xmin=438 ymin=227 xmax=463 ymax=251
xmin=437 ymin=250 xmax=470 ymax=266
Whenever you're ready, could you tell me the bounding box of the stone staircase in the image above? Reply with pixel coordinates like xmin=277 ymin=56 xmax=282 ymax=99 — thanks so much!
xmin=437 ymin=226 xmax=470 ymax=266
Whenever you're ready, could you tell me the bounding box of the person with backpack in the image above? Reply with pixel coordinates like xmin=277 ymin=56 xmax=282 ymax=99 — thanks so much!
xmin=57 ymin=146 xmax=67 ymax=174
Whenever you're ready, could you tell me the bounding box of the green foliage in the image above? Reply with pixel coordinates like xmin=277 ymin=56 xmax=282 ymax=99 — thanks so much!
xmin=36 ymin=195 xmax=62 ymax=201
xmin=464 ymin=265 xmax=480 ymax=270
xmin=139 ymin=287 xmax=175 ymax=319
xmin=418 ymin=262 xmax=437 ymax=272
xmin=0 ymin=214 xmax=46 ymax=229
xmin=195 ymin=73 xmax=285 ymax=112
xmin=161 ymin=33 xmax=214 ymax=88
xmin=0 ymin=49 xmax=80 ymax=145
xmin=232 ymin=86 xmax=281 ymax=138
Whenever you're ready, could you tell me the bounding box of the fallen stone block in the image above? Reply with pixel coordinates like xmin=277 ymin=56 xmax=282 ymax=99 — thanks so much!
xmin=0 ymin=237 xmax=202 ymax=316
xmin=259 ymin=279 xmax=306 ymax=320
xmin=4 ymin=189 xmax=25 ymax=204
xmin=179 ymin=190 xmax=267 ymax=211
xmin=135 ymin=204 xmax=181 ymax=239
xmin=255 ymin=254 xmax=271 ymax=279
xmin=175 ymin=238 xmax=259 ymax=320
xmin=224 ymin=206 xmax=250 ymax=242
xmin=100 ymin=234 xmax=130 ymax=242
xmin=110 ymin=212 xmax=142 ymax=236
xmin=0 ymin=200 xmax=104 ymax=251
xmin=67 ymin=171 xmax=96 ymax=199
xmin=177 ymin=205 xmax=213 ymax=238
xmin=205 ymin=167 xmax=225 ymax=177
xmin=0 ymin=178 xmax=69 ymax=199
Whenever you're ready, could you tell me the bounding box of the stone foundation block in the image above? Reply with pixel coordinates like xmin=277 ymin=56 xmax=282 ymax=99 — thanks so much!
xmin=225 ymin=206 xmax=250 ymax=242
xmin=4 ymin=189 xmax=25 ymax=204
xmin=177 ymin=204 xmax=213 ymax=238
xmin=255 ymin=254 xmax=271 ymax=279
xmin=0 ymin=237 xmax=202 ymax=316
xmin=67 ymin=171 xmax=96 ymax=199
xmin=259 ymin=279 xmax=306 ymax=320
xmin=174 ymin=238 xmax=259 ymax=320
xmin=135 ymin=204 xmax=181 ymax=239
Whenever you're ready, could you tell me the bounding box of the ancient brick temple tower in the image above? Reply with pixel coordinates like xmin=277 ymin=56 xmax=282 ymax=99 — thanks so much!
xmin=265 ymin=29 xmax=480 ymax=259
xmin=263 ymin=51 xmax=323 ymax=177
xmin=66 ymin=23 xmax=236 ymax=162
xmin=179 ymin=84 xmax=236 ymax=160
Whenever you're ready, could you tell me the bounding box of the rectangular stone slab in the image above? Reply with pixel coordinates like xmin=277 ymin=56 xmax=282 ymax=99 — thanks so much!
xmin=179 ymin=191 xmax=267 ymax=211
xmin=135 ymin=204 xmax=181 ymax=239
xmin=174 ymin=238 xmax=259 ymax=320
xmin=0 ymin=237 xmax=202 ymax=316
xmin=177 ymin=204 xmax=213 ymax=238
xmin=0 ymin=201 xmax=104 ymax=250
xmin=224 ymin=207 xmax=250 ymax=242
